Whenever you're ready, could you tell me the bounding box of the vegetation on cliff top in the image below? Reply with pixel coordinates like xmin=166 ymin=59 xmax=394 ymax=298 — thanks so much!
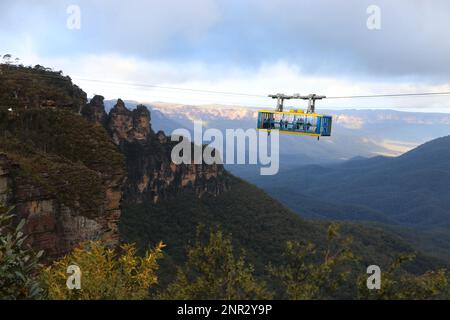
xmin=0 ymin=64 xmax=125 ymax=217
xmin=0 ymin=63 xmax=86 ymax=112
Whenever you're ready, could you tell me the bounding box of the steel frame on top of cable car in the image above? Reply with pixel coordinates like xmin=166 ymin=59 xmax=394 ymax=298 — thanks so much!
xmin=256 ymin=93 xmax=332 ymax=138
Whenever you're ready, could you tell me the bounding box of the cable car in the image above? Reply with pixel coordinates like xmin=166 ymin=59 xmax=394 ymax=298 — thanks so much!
xmin=256 ymin=93 xmax=332 ymax=139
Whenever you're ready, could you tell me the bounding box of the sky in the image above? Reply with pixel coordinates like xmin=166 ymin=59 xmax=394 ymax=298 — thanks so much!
xmin=1 ymin=0 xmax=450 ymax=112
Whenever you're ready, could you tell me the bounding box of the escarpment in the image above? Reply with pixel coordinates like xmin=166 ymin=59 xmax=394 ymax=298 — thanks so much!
xmin=85 ymin=95 xmax=229 ymax=204
xmin=0 ymin=65 xmax=228 ymax=260
xmin=0 ymin=66 xmax=127 ymax=260
xmin=0 ymin=153 xmax=123 ymax=260
xmin=0 ymin=105 xmax=126 ymax=260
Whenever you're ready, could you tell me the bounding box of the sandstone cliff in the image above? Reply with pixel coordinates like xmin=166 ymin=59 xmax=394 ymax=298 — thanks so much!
xmin=85 ymin=95 xmax=229 ymax=204
xmin=0 ymin=66 xmax=228 ymax=261
xmin=0 ymin=153 xmax=122 ymax=259
xmin=0 ymin=108 xmax=126 ymax=260
xmin=0 ymin=66 xmax=126 ymax=260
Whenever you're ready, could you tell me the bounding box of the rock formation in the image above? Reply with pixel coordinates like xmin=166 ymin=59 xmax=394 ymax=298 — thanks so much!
xmin=81 ymin=95 xmax=108 ymax=127
xmin=0 ymin=151 xmax=125 ymax=260
xmin=86 ymin=97 xmax=229 ymax=204
xmin=0 ymin=66 xmax=229 ymax=261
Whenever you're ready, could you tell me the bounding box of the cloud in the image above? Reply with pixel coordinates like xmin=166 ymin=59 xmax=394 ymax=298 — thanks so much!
xmin=2 ymin=0 xmax=450 ymax=79
xmin=1 ymin=1 xmax=450 ymax=111
xmin=0 ymin=0 xmax=220 ymax=57
xmin=8 ymin=49 xmax=447 ymax=111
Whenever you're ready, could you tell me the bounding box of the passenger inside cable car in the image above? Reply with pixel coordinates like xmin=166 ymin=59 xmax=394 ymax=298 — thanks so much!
xmin=257 ymin=111 xmax=331 ymax=136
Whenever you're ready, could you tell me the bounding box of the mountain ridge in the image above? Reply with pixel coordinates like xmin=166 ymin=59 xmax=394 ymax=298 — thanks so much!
xmin=252 ymin=134 xmax=450 ymax=261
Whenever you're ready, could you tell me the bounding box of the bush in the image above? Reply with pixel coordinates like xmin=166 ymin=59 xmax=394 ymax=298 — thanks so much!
xmin=0 ymin=205 xmax=43 ymax=299
xmin=160 ymin=228 xmax=272 ymax=300
xmin=357 ymin=254 xmax=450 ymax=300
xmin=268 ymin=223 xmax=355 ymax=299
xmin=41 ymin=241 xmax=164 ymax=300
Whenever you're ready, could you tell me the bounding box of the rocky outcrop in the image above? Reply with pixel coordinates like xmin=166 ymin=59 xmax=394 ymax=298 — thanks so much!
xmin=80 ymin=96 xmax=229 ymax=205
xmin=107 ymin=99 xmax=152 ymax=144
xmin=81 ymin=95 xmax=108 ymax=127
xmin=120 ymin=136 xmax=228 ymax=204
xmin=83 ymin=98 xmax=229 ymax=204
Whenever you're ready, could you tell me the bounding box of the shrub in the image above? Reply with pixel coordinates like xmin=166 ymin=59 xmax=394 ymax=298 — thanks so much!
xmin=41 ymin=240 xmax=164 ymax=300
xmin=0 ymin=205 xmax=43 ymax=299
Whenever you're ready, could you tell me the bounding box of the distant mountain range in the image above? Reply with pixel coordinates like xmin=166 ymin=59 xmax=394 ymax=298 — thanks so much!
xmin=119 ymin=101 xmax=447 ymax=153
xmin=253 ymin=135 xmax=450 ymax=227
xmin=246 ymin=135 xmax=450 ymax=263
xmin=109 ymin=101 xmax=450 ymax=181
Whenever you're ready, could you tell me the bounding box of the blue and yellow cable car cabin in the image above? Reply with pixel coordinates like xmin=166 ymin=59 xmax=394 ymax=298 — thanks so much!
xmin=257 ymin=109 xmax=332 ymax=137
xmin=256 ymin=93 xmax=332 ymax=139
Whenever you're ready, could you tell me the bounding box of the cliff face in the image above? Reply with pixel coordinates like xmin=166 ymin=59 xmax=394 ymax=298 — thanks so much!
xmin=107 ymin=99 xmax=151 ymax=144
xmin=1 ymin=66 xmax=126 ymax=260
xmin=1 ymin=65 xmax=228 ymax=261
xmin=0 ymin=117 xmax=126 ymax=261
xmin=120 ymin=136 xmax=228 ymax=204
xmin=85 ymin=96 xmax=229 ymax=204
xmin=81 ymin=94 xmax=108 ymax=127
xmin=0 ymin=154 xmax=121 ymax=259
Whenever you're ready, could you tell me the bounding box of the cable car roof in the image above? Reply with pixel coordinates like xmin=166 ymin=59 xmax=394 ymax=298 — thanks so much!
xmin=257 ymin=109 xmax=325 ymax=117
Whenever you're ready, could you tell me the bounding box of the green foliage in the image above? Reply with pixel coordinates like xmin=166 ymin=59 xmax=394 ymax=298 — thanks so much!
xmin=36 ymin=221 xmax=449 ymax=300
xmin=0 ymin=205 xmax=43 ymax=300
xmin=0 ymin=109 xmax=124 ymax=175
xmin=0 ymin=63 xmax=86 ymax=112
xmin=0 ymin=64 xmax=125 ymax=208
xmin=120 ymin=177 xmax=442 ymax=296
xmin=358 ymin=254 xmax=450 ymax=299
xmin=120 ymin=178 xmax=325 ymax=287
xmin=156 ymin=224 xmax=448 ymax=300
xmin=0 ymin=108 xmax=125 ymax=218
xmin=268 ymin=224 xmax=355 ymax=299
xmin=160 ymin=228 xmax=272 ymax=300
xmin=41 ymin=241 xmax=165 ymax=300
xmin=0 ymin=65 xmax=125 ymax=219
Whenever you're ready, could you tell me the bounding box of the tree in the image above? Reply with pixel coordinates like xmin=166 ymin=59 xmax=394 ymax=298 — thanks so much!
xmin=0 ymin=205 xmax=43 ymax=299
xmin=160 ymin=228 xmax=272 ymax=300
xmin=357 ymin=254 xmax=450 ymax=300
xmin=2 ymin=54 xmax=12 ymax=64
xmin=268 ymin=223 xmax=355 ymax=299
xmin=41 ymin=240 xmax=164 ymax=300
